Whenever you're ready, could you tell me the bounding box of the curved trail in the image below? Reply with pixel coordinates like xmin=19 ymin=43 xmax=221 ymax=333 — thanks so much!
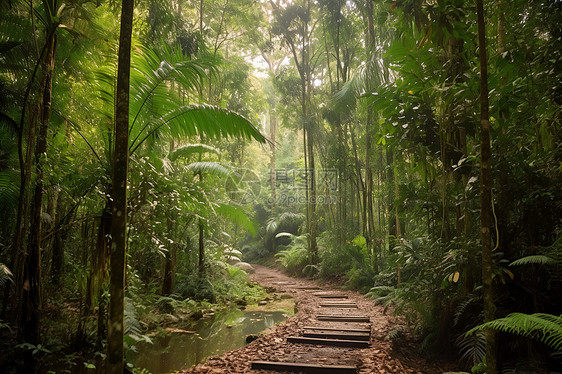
xmin=181 ymin=265 xmax=454 ymax=373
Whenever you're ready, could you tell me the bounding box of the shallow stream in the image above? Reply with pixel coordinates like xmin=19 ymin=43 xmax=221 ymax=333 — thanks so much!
xmin=130 ymin=300 xmax=293 ymax=373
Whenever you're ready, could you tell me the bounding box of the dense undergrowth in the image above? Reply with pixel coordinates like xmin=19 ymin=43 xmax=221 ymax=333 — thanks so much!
xmin=0 ymin=264 xmax=265 ymax=374
xmin=1 ymin=0 xmax=561 ymax=373
xmin=263 ymin=220 xmax=562 ymax=373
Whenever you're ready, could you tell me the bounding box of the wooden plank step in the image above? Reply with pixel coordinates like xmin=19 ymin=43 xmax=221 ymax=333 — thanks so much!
xmin=251 ymin=361 xmax=357 ymax=373
xmin=296 ymin=286 xmax=323 ymax=290
xmin=287 ymin=336 xmax=369 ymax=348
xmin=319 ymin=303 xmax=358 ymax=308
xmin=303 ymin=326 xmax=371 ymax=334
xmin=302 ymin=331 xmax=370 ymax=341
xmin=316 ymin=315 xmax=370 ymax=322
xmin=313 ymin=294 xmax=349 ymax=299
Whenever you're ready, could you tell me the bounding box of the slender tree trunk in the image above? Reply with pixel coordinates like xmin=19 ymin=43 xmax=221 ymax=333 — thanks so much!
xmin=20 ymin=31 xmax=57 ymax=346
xmin=307 ymin=125 xmax=318 ymax=263
xmin=50 ymin=199 xmax=75 ymax=286
xmin=497 ymin=0 xmax=506 ymax=54
xmin=3 ymin=103 xmax=37 ymax=321
xmin=476 ymin=0 xmax=497 ymax=372
xmin=198 ymin=219 xmax=205 ymax=275
xmin=161 ymin=244 xmax=175 ymax=296
xmin=394 ymin=159 xmax=402 ymax=286
xmin=85 ymin=199 xmax=112 ymax=318
xmin=41 ymin=186 xmax=58 ymax=278
xmin=106 ymin=0 xmax=134 ymax=372
xmin=270 ymin=112 xmax=277 ymax=209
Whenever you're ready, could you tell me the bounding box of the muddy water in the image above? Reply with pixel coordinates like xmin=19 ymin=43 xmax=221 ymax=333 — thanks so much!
xmin=130 ymin=302 xmax=293 ymax=373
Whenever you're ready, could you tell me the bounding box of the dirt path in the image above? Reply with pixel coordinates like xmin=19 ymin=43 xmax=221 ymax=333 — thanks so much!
xmin=180 ymin=265 xmax=456 ymax=373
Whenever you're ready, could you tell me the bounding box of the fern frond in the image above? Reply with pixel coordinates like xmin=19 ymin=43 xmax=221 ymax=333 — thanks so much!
xmin=124 ymin=297 xmax=151 ymax=344
xmin=365 ymin=285 xmax=394 ymax=299
xmin=453 ymin=293 xmax=481 ymax=326
xmin=0 ymin=170 xmax=19 ymax=215
xmin=466 ymin=313 xmax=562 ymax=352
xmin=457 ymin=331 xmax=486 ymax=366
xmin=510 ymin=255 xmax=558 ymax=267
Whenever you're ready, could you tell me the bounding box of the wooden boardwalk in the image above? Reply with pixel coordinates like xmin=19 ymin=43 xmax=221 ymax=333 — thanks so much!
xmin=250 ymin=291 xmax=371 ymax=373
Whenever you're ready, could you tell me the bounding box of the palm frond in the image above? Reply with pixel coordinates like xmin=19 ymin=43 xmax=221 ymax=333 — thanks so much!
xmin=185 ymin=161 xmax=232 ymax=177
xmin=331 ymin=56 xmax=388 ymax=117
xmin=265 ymin=212 xmax=306 ymax=237
xmin=331 ymin=64 xmax=366 ymax=115
xmin=0 ymin=112 xmax=19 ymax=136
xmin=130 ymin=104 xmax=266 ymax=154
xmin=168 ymin=143 xmax=220 ymax=162
xmin=128 ymin=45 xmax=211 ymax=137
xmin=466 ymin=313 xmax=562 ymax=352
xmin=214 ymin=203 xmax=256 ymax=236
xmin=162 ymin=104 xmax=266 ymax=142
xmin=0 ymin=263 xmax=13 ymax=288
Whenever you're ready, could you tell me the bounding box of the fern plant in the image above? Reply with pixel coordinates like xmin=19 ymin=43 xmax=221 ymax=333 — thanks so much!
xmin=456 ymin=330 xmax=486 ymax=367
xmin=275 ymin=233 xmax=309 ymax=275
xmin=124 ymin=297 xmax=152 ymax=352
xmin=466 ymin=313 xmax=562 ymax=353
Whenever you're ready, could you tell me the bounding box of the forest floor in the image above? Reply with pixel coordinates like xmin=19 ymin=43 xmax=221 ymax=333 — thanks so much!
xmin=179 ymin=264 xmax=459 ymax=374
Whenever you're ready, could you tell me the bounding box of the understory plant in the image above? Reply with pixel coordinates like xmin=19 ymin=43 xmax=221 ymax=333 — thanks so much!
xmin=274 ymin=233 xmax=310 ymax=276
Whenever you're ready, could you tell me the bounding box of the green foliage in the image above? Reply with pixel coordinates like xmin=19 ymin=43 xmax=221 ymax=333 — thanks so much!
xmin=176 ymin=276 xmax=216 ymax=303
xmin=15 ymin=343 xmax=52 ymax=355
xmin=124 ymin=297 xmax=152 ymax=349
xmin=266 ymin=212 xmax=305 ymax=238
xmin=316 ymin=231 xmax=357 ymax=280
xmin=168 ymin=144 xmax=220 ymax=161
xmin=0 ymin=0 xmax=560 ymax=371
xmin=214 ymin=203 xmax=257 ymax=237
xmin=263 ymin=212 xmax=305 ymax=252
xmin=0 ymin=263 xmax=13 ymax=288
xmin=457 ymin=331 xmax=486 ymax=367
xmin=467 ymin=313 xmax=562 ymax=354
xmin=185 ymin=161 xmax=232 ymax=177
xmin=275 ymin=234 xmax=310 ymax=276
xmin=0 ymin=171 xmax=19 ymax=224
xmin=510 ymin=255 xmax=558 ymax=267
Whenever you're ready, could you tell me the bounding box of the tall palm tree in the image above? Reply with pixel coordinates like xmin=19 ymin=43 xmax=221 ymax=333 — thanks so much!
xmin=106 ymin=0 xmax=134 ymax=372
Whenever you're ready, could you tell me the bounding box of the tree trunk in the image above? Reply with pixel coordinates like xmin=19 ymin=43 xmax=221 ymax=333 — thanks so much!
xmin=106 ymin=0 xmax=134 ymax=372
xmin=198 ymin=218 xmax=205 ymax=275
xmin=50 ymin=198 xmax=75 ymax=286
xmin=42 ymin=186 xmax=59 ymax=277
xmin=270 ymin=112 xmax=277 ymax=209
xmin=306 ymin=125 xmax=319 ymax=263
xmin=3 ymin=102 xmax=37 ymax=322
xmin=476 ymin=0 xmax=497 ymax=372
xmin=497 ymin=0 xmax=506 ymax=54
xmin=20 ymin=30 xmax=57 ymax=346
